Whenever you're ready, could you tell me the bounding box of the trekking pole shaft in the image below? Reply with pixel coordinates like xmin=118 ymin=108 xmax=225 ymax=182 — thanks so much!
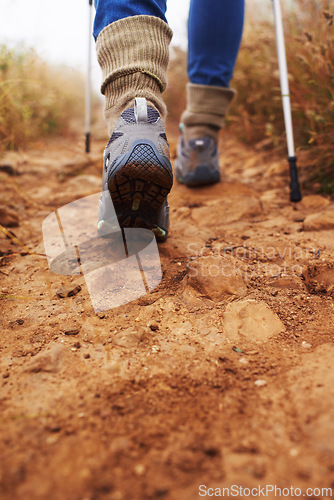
xmin=272 ymin=0 xmax=301 ymax=202
xmin=85 ymin=0 xmax=93 ymax=153
xmin=272 ymin=0 xmax=294 ymax=157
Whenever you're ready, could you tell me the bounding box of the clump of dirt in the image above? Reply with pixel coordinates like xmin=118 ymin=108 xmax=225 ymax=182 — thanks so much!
xmin=303 ymin=261 xmax=334 ymax=297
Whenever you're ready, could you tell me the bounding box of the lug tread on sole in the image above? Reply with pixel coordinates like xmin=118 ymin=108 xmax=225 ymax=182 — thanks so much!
xmin=109 ymin=162 xmax=171 ymax=210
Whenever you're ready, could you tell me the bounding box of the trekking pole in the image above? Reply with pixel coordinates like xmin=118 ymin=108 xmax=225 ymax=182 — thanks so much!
xmin=85 ymin=0 xmax=93 ymax=153
xmin=272 ymin=0 xmax=302 ymax=202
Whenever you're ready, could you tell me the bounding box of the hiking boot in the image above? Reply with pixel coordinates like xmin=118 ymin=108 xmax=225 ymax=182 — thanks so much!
xmin=98 ymin=97 xmax=173 ymax=242
xmin=175 ymin=135 xmax=220 ymax=187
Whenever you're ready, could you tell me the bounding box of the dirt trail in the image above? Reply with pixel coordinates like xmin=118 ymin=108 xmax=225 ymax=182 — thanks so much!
xmin=1 ymin=126 xmax=334 ymax=500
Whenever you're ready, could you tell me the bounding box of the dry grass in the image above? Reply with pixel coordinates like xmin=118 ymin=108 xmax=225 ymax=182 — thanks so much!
xmin=1 ymin=2 xmax=332 ymax=192
xmin=166 ymin=0 xmax=334 ymax=193
xmin=0 ymin=44 xmax=85 ymax=151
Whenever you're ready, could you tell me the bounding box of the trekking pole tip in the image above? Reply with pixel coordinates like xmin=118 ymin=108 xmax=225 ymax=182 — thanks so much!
xmin=85 ymin=132 xmax=91 ymax=154
xmin=288 ymin=156 xmax=302 ymax=202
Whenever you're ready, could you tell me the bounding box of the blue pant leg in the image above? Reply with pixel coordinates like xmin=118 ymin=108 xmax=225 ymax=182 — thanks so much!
xmin=188 ymin=0 xmax=245 ymax=88
xmin=93 ymin=0 xmax=168 ymax=39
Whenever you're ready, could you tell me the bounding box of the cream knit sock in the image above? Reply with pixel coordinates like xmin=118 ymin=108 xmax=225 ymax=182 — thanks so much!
xmin=96 ymin=15 xmax=173 ymax=135
xmin=181 ymin=83 xmax=236 ymax=143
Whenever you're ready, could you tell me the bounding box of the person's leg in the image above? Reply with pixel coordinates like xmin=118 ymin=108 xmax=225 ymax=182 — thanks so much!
xmin=94 ymin=0 xmax=171 ymax=134
xmin=183 ymin=0 xmax=245 ymax=142
xmin=94 ymin=1 xmax=173 ymax=240
xmin=187 ymin=0 xmax=244 ymax=89
xmin=93 ymin=0 xmax=167 ymax=39
xmin=176 ymin=0 xmax=244 ymax=187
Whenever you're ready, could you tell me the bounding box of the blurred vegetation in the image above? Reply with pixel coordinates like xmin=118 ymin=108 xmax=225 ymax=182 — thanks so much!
xmin=166 ymin=0 xmax=334 ymax=193
xmin=1 ymin=1 xmax=332 ymax=193
xmin=0 ymin=44 xmax=85 ymax=151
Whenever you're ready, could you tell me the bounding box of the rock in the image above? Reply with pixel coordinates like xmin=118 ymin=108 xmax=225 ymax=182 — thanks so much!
xmin=165 ymin=221 xmax=211 ymax=259
xmin=179 ymin=285 xmax=213 ymax=310
xmin=64 ymin=328 xmax=80 ymax=336
xmin=303 ymin=209 xmax=334 ymax=231
xmin=24 ymin=344 xmax=67 ymax=373
xmin=149 ymin=321 xmax=159 ymax=332
xmin=134 ymin=464 xmax=145 ymax=476
xmin=67 ymin=285 xmax=82 ymax=297
xmin=254 ymin=379 xmax=267 ymax=387
xmin=34 ymin=333 xmax=45 ymax=343
xmin=50 ymin=175 xmax=101 ymax=205
xmin=223 ymin=299 xmax=285 ymax=343
xmin=188 ymin=255 xmax=247 ymax=301
xmin=0 ymin=163 xmax=16 ymax=176
xmin=303 ymin=262 xmax=334 ymax=296
xmin=110 ymin=437 xmax=131 ymax=453
xmin=113 ymin=328 xmax=143 ymax=348
xmin=56 ymin=285 xmax=81 ymax=298
xmin=0 ymin=206 xmax=19 ymax=227
xmin=300 ymin=195 xmax=330 ymax=211
xmin=191 ymin=195 xmax=262 ymax=228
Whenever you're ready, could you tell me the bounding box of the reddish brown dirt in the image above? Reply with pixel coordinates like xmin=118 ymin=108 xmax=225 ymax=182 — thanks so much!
xmin=1 ymin=124 xmax=334 ymax=500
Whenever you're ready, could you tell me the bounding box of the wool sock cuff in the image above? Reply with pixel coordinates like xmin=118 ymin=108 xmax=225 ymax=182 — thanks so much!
xmin=181 ymin=83 xmax=236 ymax=139
xmin=96 ymin=15 xmax=173 ymax=133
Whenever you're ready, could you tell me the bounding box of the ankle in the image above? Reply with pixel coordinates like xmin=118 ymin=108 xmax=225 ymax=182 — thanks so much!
xmin=180 ymin=83 xmax=235 ymax=139
xmin=104 ymin=75 xmax=166 ymax=135
xmin=182 ymin=124 xmax=220 ymax=144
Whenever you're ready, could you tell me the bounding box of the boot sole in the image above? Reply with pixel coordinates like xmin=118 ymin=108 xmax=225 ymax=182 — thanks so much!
xmin=107 ymin=141 xmax=173 ymax=242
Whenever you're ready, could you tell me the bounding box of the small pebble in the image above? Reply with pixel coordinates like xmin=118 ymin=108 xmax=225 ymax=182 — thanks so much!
xmin=67 ymin=285 xmax=81 ymax=297
xmin=149 ymin=321 xmax=159 ymax=332
xmin=16 ymin=319 xmax=24 ymax=325
xmin=47 ymin=424 xmax=61 ymax=433
xmin=57 ymin=285 xmax=81 ymax=298
xmin=134 ymin=464 xmax=145 ymax=476
xmin=56 ymin=288 xmax=67 ymax=298
xmin=46 ymin=435 xmax=59 ymax=445
xmin=301 ymin=341 xmax=312 ymax=349
xmin=0 ymin=163 xmax=16 ymax=176
xmin=239 ymin=357 xmax=248 ymax=364
xmin=84 ymin=353 xmax=90 ymax=359
xmin=64 ymin=328 xmax=79 ymax=336
xmin=151 ymin=345 xmax=160 ymax=353
xmin=254 ymin=379 xmax=267 ymax=387
xmin=34 ymin=333 xmax=45 ymax=343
